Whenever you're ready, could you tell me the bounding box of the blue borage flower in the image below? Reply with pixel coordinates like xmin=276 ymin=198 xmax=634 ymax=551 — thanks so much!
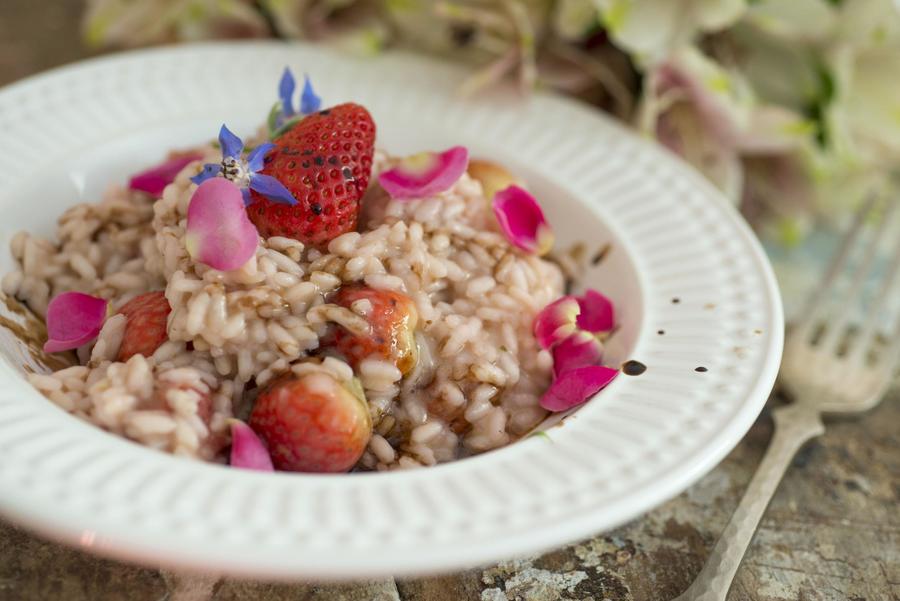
xmin=190 ymin=124 xmax=297 ymax=206
xmin=267 ymin=67 xmax=322 ymax=137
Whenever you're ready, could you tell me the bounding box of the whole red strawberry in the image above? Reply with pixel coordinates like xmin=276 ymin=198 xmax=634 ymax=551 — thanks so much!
xmin=248 ymin=103 xmax=376 ymax=247
xmin=249 ymin=372 xmax=372 ymax=473
xmin=117 ymin=291 xmax=171 ymax=361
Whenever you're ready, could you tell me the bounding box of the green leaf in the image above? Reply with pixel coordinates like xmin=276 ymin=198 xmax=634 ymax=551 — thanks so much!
xmin=803 ymin=64 xmax=836 ymax=147
xmin=270 ymin=115 xmax=304 ymax=140
xmin=266 ymin=102 xmax=283 ymax=138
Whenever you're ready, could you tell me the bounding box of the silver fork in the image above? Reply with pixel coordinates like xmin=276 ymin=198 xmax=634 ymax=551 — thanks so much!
xmin=674 ymin=195 xmax=900 ymax=601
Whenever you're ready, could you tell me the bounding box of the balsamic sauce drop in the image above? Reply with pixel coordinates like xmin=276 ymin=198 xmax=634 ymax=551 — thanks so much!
xmin=622 ymin=360 xmax=647 ymax=376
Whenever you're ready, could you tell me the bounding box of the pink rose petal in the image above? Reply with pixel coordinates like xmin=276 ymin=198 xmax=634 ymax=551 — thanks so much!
xmin=378 ymin=146 xmax=469 ymax=199
xmin=576 ymin=289 xmax=614 ymax=333
xmin=534 ymin=290 xmax=616 ymax=350
xmin=552 ymin=331 xmax=604 ymax=378
xmin=533 ymin=296 xmax=581 ymax=350
xmin=229 ymin=419 xmax=274 ymax=472
xmin=43 ymin=291 xmax=108 ymax=353
xmin=129 ymin=153 xmax=203 ymax=196
xmin=540 ymin=365 xmax=618 ymax=412
xmin=492 ymin=185 xmax=554 ymax=256
xmin=185 ymin=178 xmax=259 ymax=271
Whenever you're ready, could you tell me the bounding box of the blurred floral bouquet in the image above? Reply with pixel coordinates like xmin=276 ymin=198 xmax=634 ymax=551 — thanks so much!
xmin=83 ymin=0 xmax=900 ymax=246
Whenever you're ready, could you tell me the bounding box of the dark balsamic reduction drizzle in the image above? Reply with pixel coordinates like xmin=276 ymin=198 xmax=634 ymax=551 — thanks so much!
xmin=622 ymin=360 xmax=647 ymax=376
xmin=591 ymin=243 xmax=612 ymax=266
xmin=695 ymin=366 xmax=708 ymax=373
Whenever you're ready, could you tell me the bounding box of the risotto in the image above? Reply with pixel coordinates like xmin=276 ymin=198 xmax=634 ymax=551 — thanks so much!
xmin=4 ymin=69 xmax=618 ymax=472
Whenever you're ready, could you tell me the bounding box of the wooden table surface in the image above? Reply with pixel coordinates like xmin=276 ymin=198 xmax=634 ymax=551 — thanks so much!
xmin=0 ymin=2 xmax=897 ymax=600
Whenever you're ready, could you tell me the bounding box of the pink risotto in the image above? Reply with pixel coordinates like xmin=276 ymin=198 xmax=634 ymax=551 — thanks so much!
xmin=4 ymin=69 xmax=618 ymax=472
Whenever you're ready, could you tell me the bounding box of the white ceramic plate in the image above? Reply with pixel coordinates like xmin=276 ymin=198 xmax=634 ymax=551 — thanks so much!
xmin=0 ymin=42 xmax=783 ymax=580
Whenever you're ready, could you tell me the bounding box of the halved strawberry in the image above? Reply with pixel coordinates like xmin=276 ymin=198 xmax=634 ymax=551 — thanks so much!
xmin=247 ymin=103 xmax=376 ymax=247
xmin=329 ymin=285 xmax=419 ymax=375
xmin=117 ymin=291 xmax=171 ymax=361
xmin=249 ymin=372 xmax=372 ymax=473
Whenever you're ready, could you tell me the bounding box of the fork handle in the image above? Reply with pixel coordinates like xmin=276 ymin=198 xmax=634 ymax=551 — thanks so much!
xmin=673 ymin=404 xmax=825 ymax=601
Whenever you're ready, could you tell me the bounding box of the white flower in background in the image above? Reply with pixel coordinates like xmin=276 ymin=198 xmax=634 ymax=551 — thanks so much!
xmin=747 ymin=0 xmax=899 ymax=227
xmin=83 ymin=0 xmax=269 ymax=47
xmin=382 ymin=0 xmax=553 ymax=94
xmin=834 ymin=0 xmax=900 ymax=48
xmin=715 ymin=0 xmax=900 ymax=229
xmin=594 ymin=0 xmax=745 ymax=65
xmin=827 ymin=46 xmax=900 ymax=166
xmin=639 ymin=46 xmax=814 ymax=204
xmin=554 ymin=0 xmax=599 ymax=40
xmin=639 ymin=46 xmax=750 ymax=141
xmin=825 ymin=0 xmax=900 ymax=167
xmin=260 ymin=0 xmax=389 ymax=53
xmin=721 ymin=19 xmax=830 ymax=113
xmin=742 ymin=0 xmax=838 ymax=42
xmin=654 ymin=100 xmax=745 ymax=203
xmin=738 ymin=105 xmax=818 ymax=155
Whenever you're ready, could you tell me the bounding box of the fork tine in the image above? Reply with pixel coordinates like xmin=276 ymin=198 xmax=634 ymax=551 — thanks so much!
xmin=849 ymin=205 xmax=900 ymax=363
xmin=818 ymin=198 xmax=897 ymax=355
xmin=843 ymin=313 xmax=900 ymax=412
xmin=794 ymin=194 xmax=879 ymax=341
xmin=880 ymin=316 xmax=900 ymax=373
